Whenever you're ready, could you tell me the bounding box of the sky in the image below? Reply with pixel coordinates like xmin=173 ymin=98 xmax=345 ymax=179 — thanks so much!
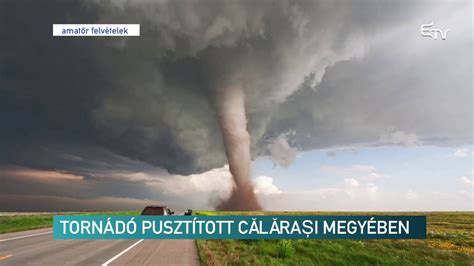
xmin=0 ymin=0 xmax=472 ymax=211
xmin=253 ymin=145 xmax=473 ymax=211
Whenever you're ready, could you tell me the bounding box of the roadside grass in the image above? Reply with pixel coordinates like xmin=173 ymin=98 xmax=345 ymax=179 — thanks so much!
xmin=0 ymin=211 xmax=140 ymax=234
xmin=195 ymin=211 xmax=474 ymax=265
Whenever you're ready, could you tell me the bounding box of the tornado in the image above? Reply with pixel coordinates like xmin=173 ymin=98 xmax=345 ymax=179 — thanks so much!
xmin=215 ymin=85 xmax=262 ymax=211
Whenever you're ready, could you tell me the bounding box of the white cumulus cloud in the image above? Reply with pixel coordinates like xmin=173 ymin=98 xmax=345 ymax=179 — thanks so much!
xmin=253 ymin=176 xmax=282 ymax=196
xmin=453 ymin=148 xmax=470 ymax=158
xmin=344 ymin=178 xmax=360 ymax=187
xmin=459 ymin=176 xmax=474 ymax=187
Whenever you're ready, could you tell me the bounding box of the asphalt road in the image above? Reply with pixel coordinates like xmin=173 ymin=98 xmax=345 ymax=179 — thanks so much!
xmin=0 ymin=226 xmax=200 ymax=265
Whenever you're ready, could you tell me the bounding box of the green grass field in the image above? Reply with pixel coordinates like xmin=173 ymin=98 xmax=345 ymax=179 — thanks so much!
xmin=0 ymin=211 xmax=139 ymax=234
xmin=196 ymin=211 xmax=474 ymax=265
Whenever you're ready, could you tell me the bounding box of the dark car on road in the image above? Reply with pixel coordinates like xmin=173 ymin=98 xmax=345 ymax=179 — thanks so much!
xmin=141 ymin=205 xmax=174 ymax=215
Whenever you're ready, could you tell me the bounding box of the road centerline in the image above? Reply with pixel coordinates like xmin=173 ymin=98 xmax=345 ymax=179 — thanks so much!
xmin=102 ymin=239 xmax=144 ymax=266
xmin=0 ymin=231 xmax=53 ymax=242
xmin=0 ymin=254 xmax=13 ymax=260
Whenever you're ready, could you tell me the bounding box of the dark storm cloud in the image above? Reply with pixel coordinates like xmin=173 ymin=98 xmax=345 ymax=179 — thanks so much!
xmin=259 ymin=3 xmax=472 ymax=152
xmin=0 ymin=0 xmax=471 ymax=210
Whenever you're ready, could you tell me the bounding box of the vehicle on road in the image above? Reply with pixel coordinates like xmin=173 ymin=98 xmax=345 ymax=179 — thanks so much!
xmin=141 ymin=205 xmax=174 ymax=215
xmin=185 ymin=209 xmax=193 ymax=215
